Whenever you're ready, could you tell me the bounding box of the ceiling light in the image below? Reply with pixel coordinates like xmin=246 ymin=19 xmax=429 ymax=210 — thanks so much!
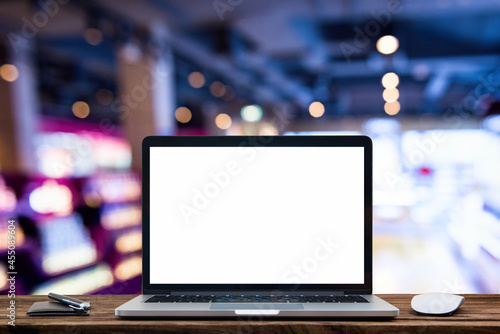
xmin=241 ymin=105 xmax=262 ymax=122
xmin=215 ymin=113 xmax=232 ymax=130
xmin=84 ymin=28 xmax=103 ymax=46
xmin=96 ymin=89 xmax=114 ymax=105
xmin=210 ymin=81 xmax=226 ymax=98
xmin=72 ymin=101 xmax=90 ymax=119
xmin=382 ymin=72 xmax=399 ymax=89
xmin=188 ymin=71 xmax=205 ymax=88
xmin=175 ymin=107 xmax=192 ymax=123
xmin=384 ymin=101 xmax=401 ymax=116
xmin=309 ymin=101 xmax=325 ymax=118
xmin=383 ymin=88 xmax=399 ymax=103
xmin=0 ymin=64 xmax=19 ymax=82
xmin=376 ymin=35 xmax=399 ymax=55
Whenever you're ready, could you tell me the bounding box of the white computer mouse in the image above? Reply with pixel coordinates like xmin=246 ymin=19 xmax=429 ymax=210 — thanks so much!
xmin=411 ymin=293 xmax=464 ymax=315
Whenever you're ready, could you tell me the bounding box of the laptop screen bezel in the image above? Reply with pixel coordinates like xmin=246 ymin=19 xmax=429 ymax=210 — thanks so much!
xmin=142 ymin=135 xmax=373 ymax=295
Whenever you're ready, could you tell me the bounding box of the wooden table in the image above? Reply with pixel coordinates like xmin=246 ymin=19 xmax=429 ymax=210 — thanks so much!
xmin=1 ymin=294 xmax=499 ymax=333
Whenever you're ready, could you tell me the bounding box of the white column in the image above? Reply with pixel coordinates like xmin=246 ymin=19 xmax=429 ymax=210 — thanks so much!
xmin=116 ymin=29 xmax=176 ymax=170
xmin=0 ymin=38 xmax=40 ymax=174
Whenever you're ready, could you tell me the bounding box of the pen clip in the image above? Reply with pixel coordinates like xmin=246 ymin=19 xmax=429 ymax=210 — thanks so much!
xmin=68 ymin=304 xmax=87 ymax=312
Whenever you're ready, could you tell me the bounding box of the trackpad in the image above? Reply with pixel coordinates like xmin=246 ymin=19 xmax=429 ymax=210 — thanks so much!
xmin=210 ymin=303 xmax=303 ymax=310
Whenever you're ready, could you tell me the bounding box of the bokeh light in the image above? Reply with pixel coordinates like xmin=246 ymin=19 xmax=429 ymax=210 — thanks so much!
xmin=29 ymin=180 xmax=73 ymax=216
xmin=215 ymin=113 xmax=232 ymax=129
xmin=96 ymin=89 xmax=114 ymax=105
xmin=241 ymin=105 xmax=262 ymax=122
xmin=72 ymin=101 xmax=90 ymax=118
xmin=382 ymin=72 xmax=399 ymax=89
xmin=210 ymin=81 xmax=226 ymax=97
xmin=84 ymin=28 xmax=103 ymax=46
xmin=114 ymin=255 xmax=141 ymax=280
xmin=384 ymin=101 xmax=401 ymax=115
xmin=383 ymin=88 xmax=400 ymax=103
xmin=376 ymin=35 xmax=399 ymax=55
xmin=259 ymin=123 xmax=279 ymax=135
xmin=309 ymin=101 xmax=325 ymax=118
xmin=115 ymin=231 xmax=142 ymax=253
xmin=0 ymin=64 xmax=19 ymax=82
xmin=175 ymin=107 xmax=192 ymax=123
xmin=188 ymin=71 xmax=205 ymax=88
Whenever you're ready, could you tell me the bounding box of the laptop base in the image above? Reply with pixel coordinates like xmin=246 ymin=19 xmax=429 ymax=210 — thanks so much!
xmin=115 ymin=294 xmax=399 ymax=318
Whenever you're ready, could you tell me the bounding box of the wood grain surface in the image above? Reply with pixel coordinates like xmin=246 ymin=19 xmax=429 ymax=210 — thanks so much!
xmin=1 ymin=294 xmax=499 ymax=333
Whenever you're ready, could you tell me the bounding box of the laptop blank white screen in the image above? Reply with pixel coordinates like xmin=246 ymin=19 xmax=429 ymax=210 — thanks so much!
xmin=149 ymin=146 xmax=364 ymax=284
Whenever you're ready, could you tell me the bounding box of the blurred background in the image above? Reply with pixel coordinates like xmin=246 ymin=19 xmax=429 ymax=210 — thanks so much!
xmin=1 ymin=0 xmax=500 ymax=295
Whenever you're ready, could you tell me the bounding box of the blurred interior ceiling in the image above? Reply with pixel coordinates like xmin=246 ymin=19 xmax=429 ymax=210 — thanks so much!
xmin=1 ymin=0 xmax=500 ymax=118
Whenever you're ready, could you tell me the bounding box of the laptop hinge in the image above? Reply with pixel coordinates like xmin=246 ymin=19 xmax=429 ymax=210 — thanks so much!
xmin=170 ymin=291 xmax=346 ymax=296
xmin=330 ymin=291 xmax=345 ymax=296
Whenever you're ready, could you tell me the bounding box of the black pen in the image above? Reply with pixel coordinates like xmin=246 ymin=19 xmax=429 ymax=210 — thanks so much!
xmin=48 ymin=293 xmax=91 ymax=311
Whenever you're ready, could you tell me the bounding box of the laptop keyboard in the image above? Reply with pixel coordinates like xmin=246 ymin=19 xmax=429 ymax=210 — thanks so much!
xmin=145 ymin=295 xmax=369 ymax=303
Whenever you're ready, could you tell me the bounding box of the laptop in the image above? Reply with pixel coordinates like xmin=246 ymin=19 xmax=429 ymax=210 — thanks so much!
xmin=115 ymin=135 xmax=399 ymax=318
